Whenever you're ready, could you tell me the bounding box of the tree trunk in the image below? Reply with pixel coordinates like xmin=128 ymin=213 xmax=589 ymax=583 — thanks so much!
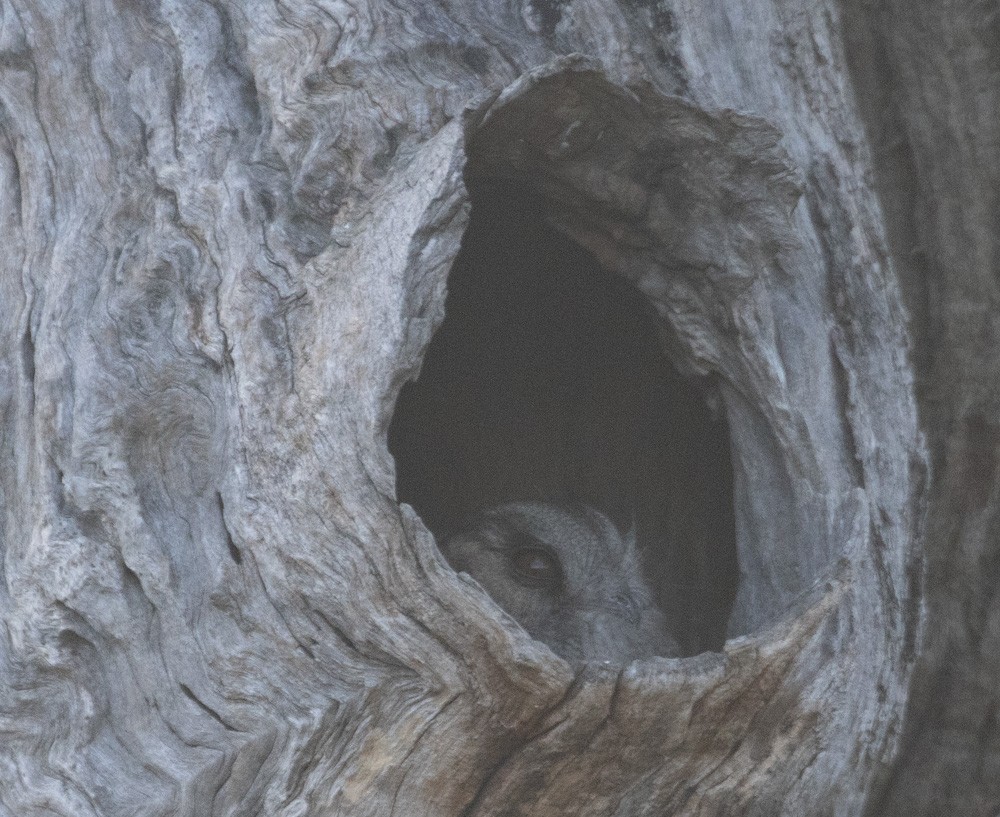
xmin=0 ymin=0 xmax=989 ymax=815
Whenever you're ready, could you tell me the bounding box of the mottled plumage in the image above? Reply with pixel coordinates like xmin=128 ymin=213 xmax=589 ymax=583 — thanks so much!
xmin=444 ymin=502 xmax=679 ymax=662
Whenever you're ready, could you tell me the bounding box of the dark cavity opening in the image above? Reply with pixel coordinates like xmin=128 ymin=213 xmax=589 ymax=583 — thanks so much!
xmin=389 ymin=181 xmax=738 ymax=654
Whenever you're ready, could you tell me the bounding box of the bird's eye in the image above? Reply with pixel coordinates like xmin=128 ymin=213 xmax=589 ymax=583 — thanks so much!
xmin=510 ymin=546 xmax=562 ymax=588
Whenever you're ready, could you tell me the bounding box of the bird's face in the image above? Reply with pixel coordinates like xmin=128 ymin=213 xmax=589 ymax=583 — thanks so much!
xmin=444 ymin=502 xmax=680 ymax=662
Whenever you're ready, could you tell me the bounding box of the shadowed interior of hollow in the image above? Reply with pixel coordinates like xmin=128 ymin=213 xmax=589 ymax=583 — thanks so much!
xmin=389 ymin=180 xmax=738 ymax=653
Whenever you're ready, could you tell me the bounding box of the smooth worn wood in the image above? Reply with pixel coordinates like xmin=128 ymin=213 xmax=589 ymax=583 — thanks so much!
xmin=7 ymin=0 xmax=990 ymax=814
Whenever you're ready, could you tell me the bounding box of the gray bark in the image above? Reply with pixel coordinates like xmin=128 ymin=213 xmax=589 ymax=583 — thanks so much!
xmin=0 ymin=0 xmax=988 ymax=814
xmin=842 ymin=4 xmax=1000 ymax=815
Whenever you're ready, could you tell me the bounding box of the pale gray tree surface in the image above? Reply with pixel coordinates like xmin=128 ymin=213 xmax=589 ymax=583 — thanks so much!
xmin=0 ymin=0 xmax=994 ymax=815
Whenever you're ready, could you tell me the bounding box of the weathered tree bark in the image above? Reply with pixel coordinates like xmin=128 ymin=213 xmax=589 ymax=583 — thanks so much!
xmin=841 ymin=4 xmax=1000 ymax=816
xmin=0 ymin=0 xmax=990 ymax=815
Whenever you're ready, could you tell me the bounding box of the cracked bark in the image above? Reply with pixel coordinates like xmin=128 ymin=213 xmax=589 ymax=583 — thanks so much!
xmin=0 ymin=0 xmax=992 ymax=815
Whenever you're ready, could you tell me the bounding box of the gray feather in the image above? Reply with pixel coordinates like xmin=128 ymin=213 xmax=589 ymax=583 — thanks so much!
xmin=444 ymin=502 xmax=680 ymax=662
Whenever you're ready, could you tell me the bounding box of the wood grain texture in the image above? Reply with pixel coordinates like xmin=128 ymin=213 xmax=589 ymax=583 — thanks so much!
xmin=0 ymin=1 xmax=933 ymax=815
xmin=841 ymin=2 xmax=1000 ymax=815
